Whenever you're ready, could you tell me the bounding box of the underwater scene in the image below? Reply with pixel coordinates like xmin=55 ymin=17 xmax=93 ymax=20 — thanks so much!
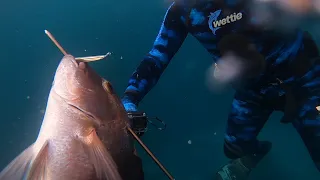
xmin=0 ymin=0 xmax=320 ymax=179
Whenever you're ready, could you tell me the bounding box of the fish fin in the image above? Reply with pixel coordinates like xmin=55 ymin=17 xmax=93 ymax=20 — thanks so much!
xmin=27 ymin=140 xmax=49 ymax=180
xmin=82 ymin=129 xmax=122 ymax=180
xmin=0 ymin=144 xmax=35 ymax=180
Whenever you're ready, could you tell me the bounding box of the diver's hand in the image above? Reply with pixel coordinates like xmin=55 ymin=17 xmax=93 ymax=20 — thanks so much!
xmin=123 ymin=102 xmax=138 ymax=112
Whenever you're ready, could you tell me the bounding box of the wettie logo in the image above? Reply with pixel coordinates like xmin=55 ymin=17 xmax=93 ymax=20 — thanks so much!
xmin=208 ymin=10 xmax=243 ymax=35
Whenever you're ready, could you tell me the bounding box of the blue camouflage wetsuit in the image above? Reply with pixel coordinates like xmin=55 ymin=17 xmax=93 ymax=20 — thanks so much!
xmin=121 ymin=0 xmax=320 ymax=178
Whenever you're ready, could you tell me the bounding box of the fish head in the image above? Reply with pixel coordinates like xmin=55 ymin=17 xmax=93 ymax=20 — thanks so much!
xmin=52 ymin=55 xmax=125 ymax=127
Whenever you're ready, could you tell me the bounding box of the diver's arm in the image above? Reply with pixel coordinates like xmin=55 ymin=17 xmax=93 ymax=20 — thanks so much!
xmin=122 ymin=2 xmax=188 ymax=106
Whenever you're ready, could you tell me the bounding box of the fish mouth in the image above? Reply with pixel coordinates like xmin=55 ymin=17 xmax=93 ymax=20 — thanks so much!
xmin=70 ymin=56 xmax=78 ymax=66
xmin=69 ymin=55 xmax=88 ymax=70
xmin=64 ymin=54 xmax=80 ymax=67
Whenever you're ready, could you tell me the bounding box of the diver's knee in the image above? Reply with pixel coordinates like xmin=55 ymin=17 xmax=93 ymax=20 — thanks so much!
xmin=223 ymin=137 xmax=272 ymax=159
xmin=224 ymin=143 xmax=240 ymax=159
xmin=223 ymin=138 xmax=245 ymax=159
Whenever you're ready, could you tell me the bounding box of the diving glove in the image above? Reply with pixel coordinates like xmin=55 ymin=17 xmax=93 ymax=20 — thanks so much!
xmin=123 ymin=102 xmax=138 ymax=112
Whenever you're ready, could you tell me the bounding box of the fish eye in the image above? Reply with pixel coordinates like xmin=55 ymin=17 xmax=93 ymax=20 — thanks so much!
xmin=102 ymin=80 xmax=114 ymax=94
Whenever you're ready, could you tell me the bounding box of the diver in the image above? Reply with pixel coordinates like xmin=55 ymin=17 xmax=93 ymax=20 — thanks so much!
xmin=121 ymin=0 xmax=320 ymax=179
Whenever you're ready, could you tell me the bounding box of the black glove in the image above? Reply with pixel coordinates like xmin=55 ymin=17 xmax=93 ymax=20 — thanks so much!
xmin=127 ymin=111 xmax=148 ymax=137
